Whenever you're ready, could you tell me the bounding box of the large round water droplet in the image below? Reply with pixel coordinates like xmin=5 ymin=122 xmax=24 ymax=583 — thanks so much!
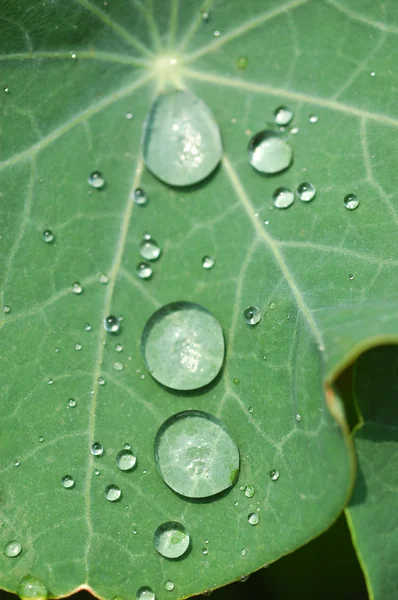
xmin=17 ymin=575 xmax=48 ymax=599
xmin=104 ymin=315 xmax=120 ymax=333
xmin=136 ymin=587 xmax=156 ymax=600
xmin=248 ymin=130 xmax=293 ymax=174
xmin=116 ymin=449 xmax=137 ymax=471
xmin=88 ymin=170 xmax=105 ymax=189
xmin=296 ymin=182 xmax=316 ymax=202
xmin=244 ymin=484 xmax=255 ymax=498
xmin=61 ymin=475 xmax=75 ymax=489
xmin=142 ymin=90 xmax=222 ymax=186
xmin=344 ymin=193 xmax=359 ymax=210
xmin=42 ymin=230 xmax=54 ymax=243
xmin=154 ymin=410 xmax=240 ymax=498
xmin=164 ymin=581 xmax=175 ymax=592
xmin=273 ymin=106 xmax=293 ymax=126
xmin=243 ymin=306 xmax=262 ymax=326
xmin=91 ymin=442 xmax=104 ymax=456
xmin=248 ymin=512 xmax=260 ymax=526
xmin=273 ymin=186 xmax=294 ymax=209
xmin=4 ymin=540 xmax=22 ymax=557
xmin=202 ymin=256 xmax=215 ymax=270
xmin=105 ymin=484 xmax=122 ymax=502
xmin=136 ymin=262 xmax=153 ymax=280
xmin=141 ymin=301 xmax=225 ymax=391
xmin=154 ymin=521 xmax=190 ymax=559
xmin=132 ymin=187 xmax=148 ymax=206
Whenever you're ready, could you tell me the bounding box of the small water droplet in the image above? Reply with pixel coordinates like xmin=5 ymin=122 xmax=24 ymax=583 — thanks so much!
xmin=233 ymin=377 xmax=240 ymax=385
xmin=309 ymin=113 xmax=318 ymax=124
xmin=61 ymin=475 xmax=75 ymax=489
xmin=202 ymin=547 xmax=208 ymax=555
xmin=38 ymin=436 xmax=44 ymax=443
xmin=17 ymin=575 xmax=48 ymax=599
xmin=139 ymin=234 xmax=161 ymax=261
xmin=3 ymin=305 xmax=10 ymax=313
xmin=42 ymin=229 xmax=54 ymax=243
xmin=202 ymin=592 xmax=212 ymax=597
xmin=113 ymin=361 xmax=124 ymax=372
xmin=270 ymin=469 xmax=280 ymax=481
xmin=248 ymin=512 xmax=260 ymax=526
xmin=248 ymin=130 xmax=293 ymax=174
xmin=46 ymin=377 xmax=53 ymax=385
xmin=269 ymin=302 xmax=276 ymax=310
xmin=154 ymin=410 xmax=240 ymax=498
xmin=201 ymin=8 xmax=209 ymax=22
xmin=88 ymin=170 xmax=105 ymax=189
xmin=348 ymin=273 xmax=355 ymax=280
xmin=67 ymin=398 xmax=76 ymax=408
xmin=4 ymin=540 xmax=22 ymax=557
xmin=164 ymin=581 xmax=174 ymax=592
xmin=116 ymin=449 xmax=137 ymax=471
xmin=104 ymin=315 xmax=121 ymax=333
xmin=75 ymin=343 xmax=82 ymax=351
xmin=94 ymin=469 xmax=100 ymax=476
xmin=213 ymin=30 xmax=220 ymax=37
xmin=291 ymin=126 xmax=299 ymax=134
xmin=136 ymin=262 xmax=153 ymax=279
xmin=241 ymin=548 xmax=248 ymax=557
xmin=115 ymin=343 xmax=123 ymax=352
xmin=84 ymin=323 xmax=92 ymax=332
xmin=273 ymin=186 xmax=294 ymax=209
xmin=248 ymin=406 xmax=253 ymax=413
xmin=202 ymin=256 xmax=215 ymax=269
xmin=142 ymin=90 xmax=222 ymax=186
xmin=296 ymin=413 xmax=301 ymax=422
xmin=91 ymin=442 xmax=104 ymax=456
xmin=3 ymin=84 xmax=9 ymax=93
xmin=344 ymin=193 xmax=359 ymax=210
xmin=154 ymin=521 xmax=190 ymax=559
xmin=244 ymin=306 xmax=262 ymax=325
xmin=142 ymin=301 xmax=225 ymax=390
xmin=274 ymin=106 xmax=293 ymax=126
xmin=124 ymin=443 xmax=131 ymax=450
xmin=99 ymin=273 xmax=109 ymax=284
xmin=240 ymin=575 xmax=249 ymax=583
xmin=132 ymin=187 xmax=148 ymax=206
xmin=13 ymin=459 xmax=20 ymax=467
xmin=132 ymin=528 xmax=138 ymax=535
xmin=234 ymin=501 xmax=239 ymax=507
xmin=72 ymin=282 xmax=83 ymax=295
xmin=264 ymin=220 xmax=270 ymax=226
xmin=126 ymin=112 xmax=133 ymax=119
xmin=370 ymin=71 xmax=376 ymax=77
xmin=296 ymin=182 xmax=316 ymax=202
xmin=244 ymin=484 xmax=255 ymax=498
xmin=105 ymin=484 xmax=122 ymax=502
xmin=71 ymin=52 xmax=77 ymax=59
xmin=136 ymin=587 xmax=155 ymax=600
xmin=236 ymin=56 xmax=248 ymax=70
xmin=98 ymin=376 xmax=106 ymax=386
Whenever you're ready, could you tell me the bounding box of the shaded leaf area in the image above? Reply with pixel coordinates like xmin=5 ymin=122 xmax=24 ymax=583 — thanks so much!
xmin=0 ymin=0 xmax=397 ymax=599
xmin=346 ymin=346 xmax=398 ymax=600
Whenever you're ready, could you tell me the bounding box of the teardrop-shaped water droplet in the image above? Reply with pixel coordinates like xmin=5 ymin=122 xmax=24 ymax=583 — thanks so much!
xmin=105 ymin=484 xmax=122 ymax=502
xmin=132 ymin=187 xmax=148 ymax=205
xmin=344 ymin=193 xmax=359 ymax=210
xmin=142 ymin=301 xmax=225 ymax=390
xmin=154 ymin=410 xmax=240 ymax=498
xmin=164 ymin=581 xmax=175 ymax=592
xmin=61 ymin=475 xmax=75 ymax=489
xmin=17 ymin=575 xmax=48 ymax=599
xmin=104 ymin=315 xmax=120 ymax=333
xmin=88 ymin=170 xmax=105 ymax=189
xmin=72 ymin=282 xmax=83 ymax=295
xmin=273 ymin=186 xmax=294 ymax=209
xmin=248 ymin=512 xmax=259 ymax=526
xmin=243 ymin=306 xmax=262 ymax=325
xmin=136 ymin=262 xmax=153 ymax=279
xmin=139 ymin=234 xmax=161 ymax=261
xmin=270 ymin=469 xmax=280 ymax=481
xmin=296 ymin=182 xmax=316 ymax=202
xmin=4 ymin=540 xmax=22 ymax=557
xmin=248 ymin=130 xmax=293 ymax=174
xmin=42 ymin=230 xmax=54 ymax=243
xmin=273 ymin=106 xmax=293 ymax=126
xmin=116 ymin=449 xmax=137 ymax=471
xmin=91 ymin=442 xmax=104 ymax=456
xmin=154 ymin=521 xmax=190 ymax=559
xmin=136 ymin=587 xmax=155 ymax=600
xmin=244 ymin=484 xmax=255 ymax=498
xmin=67 ymin=398 xmax=76 ymax=408
xmin=142 ymin=90 xmax=222 ymax=186
xmin=202 ymin=256 xmax=215 ymax=269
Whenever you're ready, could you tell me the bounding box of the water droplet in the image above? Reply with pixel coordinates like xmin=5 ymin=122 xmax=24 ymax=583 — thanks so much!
xmin=296 ymin=413 xmax=301 ymax=422
xmin=13 ymin=459 xmax=20 ymax=467
xmin=42 ymin=229 xmax=54 ymax=243
xmin=202 ymin=256 xmax=215 ymax=269
xmin=202 ymin=547 xmax=208 ymax=555
xmin=4 ymin=540 xmax=21 ymax=557
xmin=61 ymin=475 xmax=75 ymax=489
xmin=248 ymin=130 xmax=293 ymax=174
xmin=38 ymin=436 xmax=44 ymax=443
xmin=241 ymin=548 xmax=248 ymax=557
xmin=234 ymin=501 xmax=239 ymax=507
xmin=132 ymin=187 xmax=148 ymax=206
xmin=88 ymin=170 xmax=105 ymax=189
xmin=233 ymin=377 xmax=240 ymax=385
xmin=244 ymin=306 xmax=262 ymax=325
xmin=139 ymin=234 xmax=161 ymax=261
xmin=202 ymin=592 xmax=212 ymax=597
xmin=154 ymin=410 xmax=240 ymax=498
xmin=99 ymin=273 xmax=109 ymax=284
xmin=84 ymin=323 xmax=92 ymax=332
xmin=75 ymin=343 xmax=82 ymax=351
xmin=213 ymin=30 xmax=220 ymax=36
xmin=344 ymin=193 xmax=359 ymax=210
xmin=244 ymin=484 xmax=255 ymax=498
xmin=3 ymin=305 xmax=10 ymax=313
xmin=349 ymin=273 xmax=355 ymax=280
xmin=273 ymin=186 xmax=294 ymax=209
xmin=296 ymin=182 xmax=316 ymax=202
xmin=46 ymin=377 xmax=53 ymax=385
xmin=3 ymin=84 xmax=9 ymax=93
xmin=105 ymin=484 xmax=122 ymax=502
xmin=142 ymin=301 xmax=224 ymax=390
xmin=104 ymin=315 xmax=120 ymax=333
xmin=291 ymin=126 xmax=299 ymax=134
xmin=136 ymin=262 xmax=153 ymax=279
xmin=94 ymin=469 xmax=100 ymax=476
xmin=248 ymin=406 xmax=253 ymax=413
xmin=71 ymin=52 xmax=77 ymax=59
xmin=98 ymin=376 xmax=106 ymax=386
xmin=17 ymin=575 xmax=48 ymax=599
xmin=248 ymin=512 xmax=260 ymax=526
xmin=116 ymin=449 xmax=137 ymax=471
xmin=370 ymin=71 xmax=376 ymax=77
xmin=164 ymin=581 xmax=175 ymax=592
xmin=270 ymin=469 xmax=280 ymax=481
xmin=113 ymin=361 xmax=124 ymax=372
xmin=126 ymin=112 xmax=133 ymax=119
xmin=91 ymin=442 xmax=104 ymax=456
xmin=236 ymin=56 xmax=248 ymax=70
xmin=309 ymin=113 xmax=318 ymax=124
xmin=142 ymin=90 xmax=222 ymax=186
xmin=67 ymin=398 xmax=76 ymax=408
xmin=201 ymin=8 xmax=209 ymax=21
xmin=269 ymin=302 xmax=276 ymax=310
xmin=132 ymin=528 xmax=138 ymax=535
xmin=154 ymin=522 xmax=190 ymax=559
xmin=136 ymin=587 xmax=155 ymax=600
xmin=115 ymin=343 xmax=123 ymax=352
xmin=273 ymin=106 xmax=293 ymax=126
xmin=124 ymin=443 xmax=131 ymax=450
xmin=72 ymin=282 xmax=83 ymax=295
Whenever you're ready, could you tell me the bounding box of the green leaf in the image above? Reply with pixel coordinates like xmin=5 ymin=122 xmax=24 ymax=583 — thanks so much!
xmin=346 ymin=346 xmax=398 ymax=600
xmin=0 ymin=1 xmax=397 ymax=599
